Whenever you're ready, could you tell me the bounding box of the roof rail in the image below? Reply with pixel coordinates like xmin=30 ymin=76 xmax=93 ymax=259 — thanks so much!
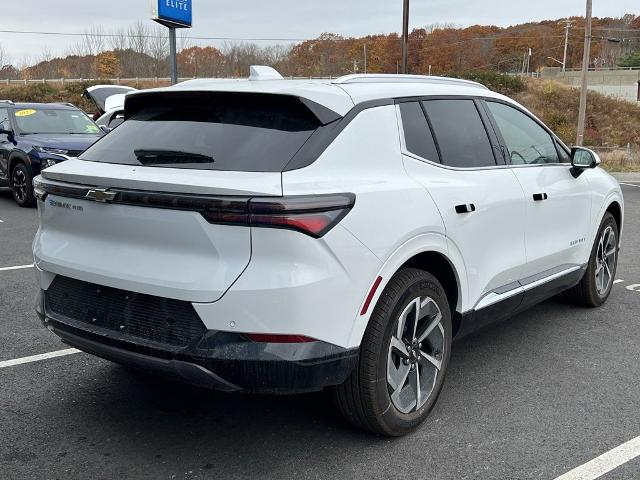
xmin=331 ymin=74 xmax=488 ymax=90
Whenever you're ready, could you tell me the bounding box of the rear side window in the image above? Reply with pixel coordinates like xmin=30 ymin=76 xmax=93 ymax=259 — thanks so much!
xmin=423 ymin=99 xmax=496 ymax=168
xmin=486 ymin=101 xmax=560 ymax=165
xmin=80 ymin=93 xmax=321 ymax=172
xmin=399 ymin=102 xmax=439 ymax=162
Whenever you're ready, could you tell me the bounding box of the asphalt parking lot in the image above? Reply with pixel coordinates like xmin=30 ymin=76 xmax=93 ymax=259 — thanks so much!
xmin=1 ymin=182 xmax=639 ymax=480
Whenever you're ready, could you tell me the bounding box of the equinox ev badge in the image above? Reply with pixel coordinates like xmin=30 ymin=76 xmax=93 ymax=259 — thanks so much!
xmin=85 ymin=189 xmax=117 ymax=203
xmin=48 ymin=199 xmax=83 ymax=212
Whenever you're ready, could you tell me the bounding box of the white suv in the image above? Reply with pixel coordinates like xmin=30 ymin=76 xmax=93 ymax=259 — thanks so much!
xmin=33 ymin=68 xmax=623 ymax=436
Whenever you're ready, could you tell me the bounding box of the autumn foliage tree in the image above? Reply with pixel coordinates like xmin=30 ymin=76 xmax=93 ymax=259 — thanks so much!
xmin=8 ymin=15 xmax=640 ymax=79
xmin=95 ymin=51 xmax=121 ymax=78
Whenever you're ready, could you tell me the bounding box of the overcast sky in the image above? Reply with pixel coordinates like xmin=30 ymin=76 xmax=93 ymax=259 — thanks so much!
xmin=1 ymin=0 xmax=637 ymax=65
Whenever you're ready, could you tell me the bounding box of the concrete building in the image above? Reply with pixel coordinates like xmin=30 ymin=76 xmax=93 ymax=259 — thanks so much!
xmin=541 ymin=67 xmax=640 ymax=104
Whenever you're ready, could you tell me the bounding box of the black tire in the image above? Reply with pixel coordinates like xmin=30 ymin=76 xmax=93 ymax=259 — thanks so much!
xmin=11 ymin=163 xmax=35 ymax=207
xmin=564 ymin=212 xmax=619 ymax=307
xmin=333 ymin=268 xmax=452 ymax=436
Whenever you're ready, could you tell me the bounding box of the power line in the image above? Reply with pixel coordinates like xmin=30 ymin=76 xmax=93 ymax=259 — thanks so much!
xmin=0 ymin=29 xmax=310 ymax=42
xmin=0 ymin=28 xmax=573 ymax=44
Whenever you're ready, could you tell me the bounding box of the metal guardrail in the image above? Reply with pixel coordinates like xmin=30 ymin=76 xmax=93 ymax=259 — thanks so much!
xmin=590 ymin=144 xmax=640 ymax=168
xmin=0 ymin=77 xmax=195 ymax=85
xmin=0 ymin=76 xmax=341 ymax=85
xmin=561 ymin=67 xmax=640 ymax=72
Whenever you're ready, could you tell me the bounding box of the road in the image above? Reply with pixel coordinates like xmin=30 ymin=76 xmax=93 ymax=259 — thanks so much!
xmin=1 ymin=183 xmax=639 ymax=480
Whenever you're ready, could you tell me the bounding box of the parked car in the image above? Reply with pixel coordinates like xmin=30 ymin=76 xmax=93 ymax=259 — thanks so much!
xmin=94 ymin=92 xmax=131 ymax=131
xmin=33 ymin=67 xmax=623 ymax=436
xmin=0 ymin=101 xmax=103 ymax=206
xmin=83 ymin=85 xmax=136 ymax=120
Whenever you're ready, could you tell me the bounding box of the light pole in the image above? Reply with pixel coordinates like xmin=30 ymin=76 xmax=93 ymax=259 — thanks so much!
xmin=401 ymin=0 xmax=409 ymax=74
xmin=576 ymin=0 xmax=593 ymax=146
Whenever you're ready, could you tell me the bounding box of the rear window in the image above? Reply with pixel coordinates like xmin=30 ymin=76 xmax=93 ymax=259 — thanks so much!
xmin=80 ymin=93 xmax=321 ymax=172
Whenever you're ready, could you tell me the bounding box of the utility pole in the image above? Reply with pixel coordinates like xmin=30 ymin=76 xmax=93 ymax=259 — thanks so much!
xmin=364 ymin=43 xmax=367 ymax=74
xmin=560 ymin=20 xmax=573 ymax=72
xmin=401 ymin=0 xmax=410 ymax=74
xmin=576 ymin=0 xmax=593 ymax=146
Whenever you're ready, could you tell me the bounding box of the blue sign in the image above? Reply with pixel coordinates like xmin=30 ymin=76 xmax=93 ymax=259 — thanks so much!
xmin=153 ymin=0 xmax=192 ymax=28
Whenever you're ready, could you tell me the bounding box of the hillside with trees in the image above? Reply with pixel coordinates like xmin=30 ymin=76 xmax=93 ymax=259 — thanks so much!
xmin=0 ymin=15 xmax=638 ymax=80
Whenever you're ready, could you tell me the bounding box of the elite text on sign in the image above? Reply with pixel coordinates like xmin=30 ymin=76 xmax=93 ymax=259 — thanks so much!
xmin=152 ymin=0 xmax=192 ymax=28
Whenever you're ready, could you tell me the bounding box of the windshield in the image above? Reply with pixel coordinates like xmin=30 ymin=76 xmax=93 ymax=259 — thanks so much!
xmin=80 ymin=93 xmax=321 ymax=171
xmin=14 ymin=108 xmax=100 ymax=135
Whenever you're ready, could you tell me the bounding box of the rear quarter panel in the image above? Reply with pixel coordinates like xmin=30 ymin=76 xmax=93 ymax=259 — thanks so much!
xmin=283 ymin=104 xmax=457 ymax=347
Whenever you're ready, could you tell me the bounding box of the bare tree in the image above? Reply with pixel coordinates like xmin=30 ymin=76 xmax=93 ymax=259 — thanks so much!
xmin=127 ymin=21 xmax=151 ymax=76
xmin=178 ymin=30 xmax=192 ymax=52
xmin=0 ymin=43 xmax=7 ymax=68
xmin=81 ymin=25 xmax=106 ymax=56
xmin=149 ymin=24 xmax=169 ymax=76
xmin=127 ymin=21 xmax=150 ymax=56
xmin=109 ymin=27 xmax=129 ymax=52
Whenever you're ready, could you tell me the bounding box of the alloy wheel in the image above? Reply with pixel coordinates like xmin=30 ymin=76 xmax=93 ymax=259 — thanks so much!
xmin=12 ymin=168 xmax=27 ymax=203
xmin=387 ymin=296 xmax=444 ymax=414
xmin=595 ymin=225 xmax=616 ymax=296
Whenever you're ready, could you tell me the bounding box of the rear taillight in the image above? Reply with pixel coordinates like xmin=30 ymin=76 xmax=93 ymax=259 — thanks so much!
xmin=201 ymin=193 xmax=355 ymax=238
xmin=245 ymin=333 xmax=316 ymax=343
xmin=34 ymin=177 xmax=355 ymax=238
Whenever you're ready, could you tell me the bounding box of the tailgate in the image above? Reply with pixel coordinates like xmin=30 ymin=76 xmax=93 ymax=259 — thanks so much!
xmin=35 ymin=162 xmax=281 ymax=303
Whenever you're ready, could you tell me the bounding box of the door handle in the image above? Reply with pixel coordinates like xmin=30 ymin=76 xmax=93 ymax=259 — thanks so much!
xmin=532 ymin=193 xmax=548 ymax=201
xmin=455 ymin=203 xmax=476 ymax=214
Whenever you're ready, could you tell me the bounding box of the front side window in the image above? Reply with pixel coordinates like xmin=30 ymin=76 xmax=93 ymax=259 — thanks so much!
xmin=399 ymin=101 xmax=440 ymax=162
xmin=422 ymin=99 xmax=496 ymax=168
xmin=14 ymin=108 xmax=99 ymax=135
xmin=486 ymin=101 xmax=560 ymax=165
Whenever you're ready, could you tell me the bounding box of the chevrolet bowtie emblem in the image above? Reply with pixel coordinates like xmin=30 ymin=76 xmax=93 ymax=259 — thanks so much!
xmin=85 ymin=189 xmax=117 ymax=203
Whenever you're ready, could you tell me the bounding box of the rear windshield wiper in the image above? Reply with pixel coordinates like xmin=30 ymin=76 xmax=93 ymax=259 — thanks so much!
xmin=134 ymin=149 xmax=215 ymax=166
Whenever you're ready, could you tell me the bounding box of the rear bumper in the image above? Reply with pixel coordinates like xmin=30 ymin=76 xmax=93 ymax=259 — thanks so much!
xmin=36 ymin=290 xmax=358 ymax=394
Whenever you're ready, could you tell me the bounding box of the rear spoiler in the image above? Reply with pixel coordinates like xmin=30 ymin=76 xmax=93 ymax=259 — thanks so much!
xmin=124 ymin=91 xmax=343 ymax=126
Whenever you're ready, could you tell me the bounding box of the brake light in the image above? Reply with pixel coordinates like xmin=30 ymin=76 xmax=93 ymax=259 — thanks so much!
xmin=33 ymin=177 xmax=355 ymax=238
xmin=245 ymin=333 xmax=316 ymax=343
xmin=202 ymin=193 xmax=355 ymax=238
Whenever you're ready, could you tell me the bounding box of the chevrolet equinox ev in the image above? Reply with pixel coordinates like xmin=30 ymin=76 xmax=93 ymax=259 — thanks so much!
xmin=32 ymin=67 xmax=624 ymax=436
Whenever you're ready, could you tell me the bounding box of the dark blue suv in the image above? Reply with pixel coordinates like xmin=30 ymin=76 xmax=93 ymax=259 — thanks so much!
xmin=0 ymin=101 xmax=103 ymax=207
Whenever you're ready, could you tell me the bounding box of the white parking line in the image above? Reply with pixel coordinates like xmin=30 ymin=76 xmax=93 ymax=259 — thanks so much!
xmin=620 ymin=183 xmax=640 ymax=188
xmin=554 ymin=435 xmax=640 ymax=480
xmin=0 ymin=348 xmax=80 ymax=369
xmin=613 ymin=279 xmax=624 ymax=284
xmin=0 ymin=264 xmax=34 ymax=272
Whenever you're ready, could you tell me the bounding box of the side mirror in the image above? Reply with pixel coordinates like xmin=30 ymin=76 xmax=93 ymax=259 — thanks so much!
xmin=99 ymin=125 xmax=111 ymax=134
xmin=0 ymin=126 xmax=13 ymax=137
xmin=571 ymin=147 xmax=600 ymax=169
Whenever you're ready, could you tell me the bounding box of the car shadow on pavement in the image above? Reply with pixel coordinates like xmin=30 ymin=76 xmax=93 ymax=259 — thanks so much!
xmin=14 ymin=293 xmax=627 ymax=479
